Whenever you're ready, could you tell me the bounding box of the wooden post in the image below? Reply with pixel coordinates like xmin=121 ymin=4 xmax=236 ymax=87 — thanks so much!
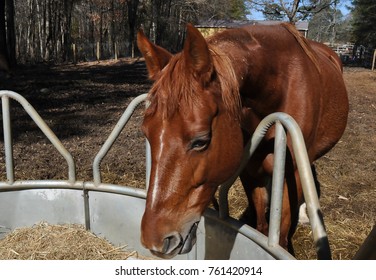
xmin=96 ymin=42 xmax=100 ymax=61
xmin=372 ymin=49 xmax=376 ymax=71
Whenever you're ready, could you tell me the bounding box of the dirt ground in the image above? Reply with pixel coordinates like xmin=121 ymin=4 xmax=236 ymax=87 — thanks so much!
xmin=0 ymin=60 xmax=375 ymax=260
xmin=293 ymin=68 xmax=376 ymax=259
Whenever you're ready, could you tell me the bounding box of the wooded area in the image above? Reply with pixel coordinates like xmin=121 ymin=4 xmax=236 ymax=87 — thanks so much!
xmin=0 ymin=0 xmax=248 ymax=68
xmin=351 ymin=0 xmax=376 ymax=48
xmin=0 ymin=0 xmax=374 ymax=71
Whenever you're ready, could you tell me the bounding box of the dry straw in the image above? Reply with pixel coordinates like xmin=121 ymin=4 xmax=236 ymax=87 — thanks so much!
xmin=0 ymin=222 xmax=148 ymax=260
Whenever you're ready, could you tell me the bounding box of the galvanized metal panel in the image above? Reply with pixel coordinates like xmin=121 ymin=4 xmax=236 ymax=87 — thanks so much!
xmin=88 ymin=190 xmax=153 ymax=258
xmin=0 ymin=187 xmax=292 ymax=260
xmin=87 ymin=190 xmax=288 ymax=260
xmin=0 ymin=189 xmax=85 ymax=239
xmin=196 ymin=214 xmax=275 ymax=260
xmin=87 ymin=190 xmax=195 ymax=259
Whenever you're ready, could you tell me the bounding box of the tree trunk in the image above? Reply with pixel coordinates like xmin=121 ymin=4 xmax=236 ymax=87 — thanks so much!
xmin=5 ymin=0 xmax=16 ymax=67
xmin=62 ymin=0 xmax=73 ymax=62
xmin=111 ymin=0 xmax=116 ymax=59
xmin=0 ymin=0 xmax=11 ymax=73
xmin=151 ymin=0 xmax=158 ymax=43
xmin=99 ymin=8 xmax=103 ymax=60
xmin=127 ymin=0 xmax=139 ymax=57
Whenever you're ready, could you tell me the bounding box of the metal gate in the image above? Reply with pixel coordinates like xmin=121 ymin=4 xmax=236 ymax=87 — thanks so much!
xmin=0 ymin=90 xmax=330 ymax=260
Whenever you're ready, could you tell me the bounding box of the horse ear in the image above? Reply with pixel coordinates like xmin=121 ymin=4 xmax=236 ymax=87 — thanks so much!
xmin=137 ymin=29 xmax=173 ymax=80
xmin=183 ymin=24 xmax=213 ymax=83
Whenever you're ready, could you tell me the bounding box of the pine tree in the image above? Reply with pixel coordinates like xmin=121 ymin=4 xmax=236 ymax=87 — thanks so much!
xmin=229 ymin=0 xmax=248 ymax=20
xmin=351 ymin=0 xmax=376 ymax=48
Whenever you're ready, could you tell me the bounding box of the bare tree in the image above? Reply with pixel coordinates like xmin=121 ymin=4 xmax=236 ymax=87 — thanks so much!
xmin=3 ymin=0 xmax=250 ymax=64
xmin=249 ymin=0 xmax=339 ymax=23
xmin=308 ymin=4 xmax=344 ymax=43
xmin=0 ymin=0 xmax=16 ymax=72
xmin=0 ymin=0 xmax=11 ymax=73
xmin=5 ymin=0 xmax=16 ymax=67
xmin=127 ymin=0 xmax=139 ymax=57
xmin=62 ymin=0 xmax=75 ymax=61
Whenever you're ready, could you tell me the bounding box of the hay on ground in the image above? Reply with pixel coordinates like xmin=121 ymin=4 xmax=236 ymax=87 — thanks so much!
xmin=0 ymin=222 xmax=148 ymax=260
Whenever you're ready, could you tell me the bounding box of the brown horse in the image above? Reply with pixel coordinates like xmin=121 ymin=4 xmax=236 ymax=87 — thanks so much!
xmin=137 ymin=23 xmax=348 ymax=259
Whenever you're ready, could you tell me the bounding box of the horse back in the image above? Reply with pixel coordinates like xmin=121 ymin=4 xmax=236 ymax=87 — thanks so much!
xmin=218 ymin=24 xmax=349 ymax=163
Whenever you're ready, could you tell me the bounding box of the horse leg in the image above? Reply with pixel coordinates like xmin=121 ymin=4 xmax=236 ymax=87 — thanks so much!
xmin=240 ymin=171 xmax=270 ymax=236
xmin=240 ymin=171 xmax=296 ymax=252
xmin=252 ymin=186 xmax=270 ymax=235
xmin=280 ymin=181 xmax=294 ymax=251
xmin=240 ymin=170 xmax=300 ymax=253
xmin=283 ymin=167 xmax=310 ymax=254
xmin=298 ymin=164 xmax=321 ymax=224
xmin=298 ymin=203 xmax=310 ymax=224
xmin=239 ymin=160 xmax=313 ymax=253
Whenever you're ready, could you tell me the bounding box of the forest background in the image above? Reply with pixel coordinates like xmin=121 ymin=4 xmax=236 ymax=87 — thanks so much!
xmin=0 ymin=0 xmax=375 ymax=70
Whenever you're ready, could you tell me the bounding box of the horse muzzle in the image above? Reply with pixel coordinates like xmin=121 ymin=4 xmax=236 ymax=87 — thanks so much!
xmin=179 ymin=221 xmax=199 ymax=254
xmin=148 ymin=221 xmax=199 ymax=259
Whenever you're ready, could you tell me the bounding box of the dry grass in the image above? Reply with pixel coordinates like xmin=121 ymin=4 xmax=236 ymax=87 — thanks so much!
xmin=305 ymin=68 xmax=376 ymax=260
xmin=225 ymin=68 xmax=376 ymax=260
xmin=0 ymin=222 xmax=148 ymax=260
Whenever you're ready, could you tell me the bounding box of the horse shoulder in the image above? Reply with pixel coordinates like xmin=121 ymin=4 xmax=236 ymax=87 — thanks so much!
xmin=310 ymin=41 xmax=343 ymax=73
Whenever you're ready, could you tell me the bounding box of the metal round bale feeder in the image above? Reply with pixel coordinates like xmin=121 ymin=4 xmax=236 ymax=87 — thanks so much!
xmin=0 ymin=90 xmax=331 ymax=260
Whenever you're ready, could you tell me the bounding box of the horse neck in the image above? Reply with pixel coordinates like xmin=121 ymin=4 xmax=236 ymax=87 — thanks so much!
xmin=209 ymin=32 xmax=257 ymax=88
xmin=208 ymin=27 xmax=286 ymax=123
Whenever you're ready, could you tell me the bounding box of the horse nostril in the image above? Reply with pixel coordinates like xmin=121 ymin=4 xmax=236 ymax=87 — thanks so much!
xmin=161 ymin=233 xmax=182 ymax=254
xmin=162 ymin=237 xmax=170 ymax=254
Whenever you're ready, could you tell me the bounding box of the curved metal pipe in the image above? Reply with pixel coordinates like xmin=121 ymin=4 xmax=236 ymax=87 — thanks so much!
xmin=2 ymin=96 xmax=14 ymax=183
xmin=218 ymin=112 xmax=331 ymax=259
xmin=92 ymin=94 xmax=147 ymax=186
xmin=268 ymin=121 xmax=286 ymax=247
xmin=0 ymin=90 xmax=76 ymax=183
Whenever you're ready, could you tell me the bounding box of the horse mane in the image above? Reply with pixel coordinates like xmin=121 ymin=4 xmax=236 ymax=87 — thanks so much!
xmin=145 ymin=43 xmax=241 ymax=120
xmin=281 ymin=23 xmax=321 ymax=74
xmin=208 ymin=44 xmax=241 ymax=119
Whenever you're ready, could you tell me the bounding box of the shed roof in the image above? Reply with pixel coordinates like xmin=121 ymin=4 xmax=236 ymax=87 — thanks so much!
xmin=196 ymin=20 xmax=309 ymax=31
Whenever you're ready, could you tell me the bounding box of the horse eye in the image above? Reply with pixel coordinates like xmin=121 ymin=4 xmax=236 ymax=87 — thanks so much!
xmin=191 ymin=137 xmax=210 ymax=151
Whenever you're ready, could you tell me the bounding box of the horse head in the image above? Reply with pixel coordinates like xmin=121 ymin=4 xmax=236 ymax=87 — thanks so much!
xmin=137 ymin=24 xmax=244 ymax=258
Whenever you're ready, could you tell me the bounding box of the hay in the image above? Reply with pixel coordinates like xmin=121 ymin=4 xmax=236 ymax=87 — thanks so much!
xmin=0 ymin=222 xmax=148 ymax=260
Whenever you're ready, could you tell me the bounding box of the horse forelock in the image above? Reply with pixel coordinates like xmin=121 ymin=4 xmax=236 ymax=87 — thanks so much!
xmin=145 ymin=53 xmax=199 ymax=119
xmin=145 ymin=44 xmax=241 ymax=121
